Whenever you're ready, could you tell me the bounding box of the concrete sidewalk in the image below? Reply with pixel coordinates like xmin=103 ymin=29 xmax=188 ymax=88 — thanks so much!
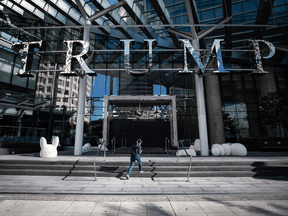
xmin=0 ymin=152 xmax=288 ymax=215
xmin=1 ymin=199 xmax=288 ymax=216
xmin=1 ymin=175 xmax=288 ymax=196
xmin=1 ymin=174 xmax=288 ymax=215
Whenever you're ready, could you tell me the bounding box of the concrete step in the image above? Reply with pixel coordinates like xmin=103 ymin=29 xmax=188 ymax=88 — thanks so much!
xmin=0 ymin=168 xmax=287 ymax=178
xmin=1 ymin=164 xmax=287 ymax=172
xmin=1 ymin=160 xmax=288 ymax=166
xmin=78 ymin=165 xmax=288 ymax=172
xmin=0 ymin=159 xmax=287 ymax=178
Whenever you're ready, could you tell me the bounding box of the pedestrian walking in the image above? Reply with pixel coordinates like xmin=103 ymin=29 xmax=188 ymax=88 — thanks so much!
xmin=126 ymin=138 xmax=144 ymax=179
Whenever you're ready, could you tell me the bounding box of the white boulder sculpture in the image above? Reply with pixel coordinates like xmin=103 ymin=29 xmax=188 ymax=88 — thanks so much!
xmin=231 ymin=143 xmax=247 ymax=156
xmin=85 ymin=143 xmax=91 ymax=151
xmin=211 ymin=143 xmax=247 ymax=156
xmin=211 ymin=144 xmax=225 ymax=156
xmin=40 ymin=137 xmax=58 ymax=158
xmin=176 ymin=148 xmax=196 ymax=156
xmin=98 ymin=144 xmax=108 ymax=151
xmin=222 ymin=143 xmax=232 ymax=156
xmin=82 ymin=143 xmax=92 ymax=153
xmin=194 ymin=139 xmax=201 ymax=151
xmin=212 ymin=147 xmax=221 ymax=156
xmin=82 ymin=146 xmax=88 ymax=153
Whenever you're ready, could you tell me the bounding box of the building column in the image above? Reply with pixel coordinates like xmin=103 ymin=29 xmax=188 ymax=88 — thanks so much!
xmin=258 ymin=66 xmax=279 ymax=137
xmin=192 ymin=40 xmax=209 ymax=156
xmin=171 ymin=95 xmax=178 ymax=147
xmin=204 ymin=74 xmax=225 ymax=146
xmin=102 ymin=96 xmax=109 ymax=146
xmin=74 ymin=20 xmax=91 ymax=155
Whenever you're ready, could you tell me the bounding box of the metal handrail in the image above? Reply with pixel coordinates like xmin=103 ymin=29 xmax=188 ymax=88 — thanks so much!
xmin=111 ymin=137 xmax=116 ymax=155
xmin=93 ymin=140 xmax=106 ymax=181
xmin=178 ymin=140 xmax=193 ymax=182
xmin=165 ymin=137 xmax=170 ymax=154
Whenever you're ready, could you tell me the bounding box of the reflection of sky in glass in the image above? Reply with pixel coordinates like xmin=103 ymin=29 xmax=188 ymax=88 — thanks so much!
xmin=92 ymin=74 xmax=106 ymax=97
xmin=107 ymin=0 xmax=118 ymax=5
xmin=91 ymin=74 xmax=106 ymax=121
xmin=153 ymin=84 xmax=166 ymax=95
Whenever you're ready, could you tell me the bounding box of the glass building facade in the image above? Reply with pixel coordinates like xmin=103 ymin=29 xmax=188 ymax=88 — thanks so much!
xmin=0 ymin=0 xmax=288 ymax=152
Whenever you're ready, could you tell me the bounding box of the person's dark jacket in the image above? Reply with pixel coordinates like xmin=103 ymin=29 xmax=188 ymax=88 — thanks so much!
xmin=131 ymin=143 xmax=142 ymax=158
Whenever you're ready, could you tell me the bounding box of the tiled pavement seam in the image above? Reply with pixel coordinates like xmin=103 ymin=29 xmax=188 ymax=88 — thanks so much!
xmin=0 ymin=175 xmax=288 ymax=195
xmin=0 ymin=199 xmax=288 ymax=216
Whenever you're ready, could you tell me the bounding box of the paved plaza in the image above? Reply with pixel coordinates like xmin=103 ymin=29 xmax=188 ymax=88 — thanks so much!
xmin=0 ymin=199 xmax=288 ymax=216
xmin=0 ymin=152 xmax=288 ymax=215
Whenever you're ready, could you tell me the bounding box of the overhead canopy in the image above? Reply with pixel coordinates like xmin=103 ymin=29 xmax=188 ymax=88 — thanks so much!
xmin=0 ymin=0 xmax=285 ymax=49
xmin=0 ymin=90 xmax=50 ymax=113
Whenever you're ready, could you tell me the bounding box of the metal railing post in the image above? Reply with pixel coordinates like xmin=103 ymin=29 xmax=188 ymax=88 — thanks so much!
xmin=187 ymin=156 xmax=192 ymax=182
xmin=93 ymin=140 xmax=106 ymax=181
xmin=111 ymin=138 xmax=114 ymax=155
xmin=104 ymin=146 xmax=106 ymax=161
xmin=113 ymin=137 xmax=116 ymax=154
xmin=165 ymin=137 xmax=167 ymax=153
xmin=93 ymin=156 xmax=97 ymax=181
xmin=165 ymin=137 xmax=170 ymax=154
xmin=176 ymin=141 xmax=179 ymax=162
xmin=178 ymin=140 xmax=193 ymax=182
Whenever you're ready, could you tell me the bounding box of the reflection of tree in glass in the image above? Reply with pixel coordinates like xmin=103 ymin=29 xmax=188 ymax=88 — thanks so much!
xmin=223 ymin=113 xmax=247 ymax=142
xmin=259 ymin=91 xmax=288 ymax=136
xmin=223 ymin=113 xmax=237 ymax=139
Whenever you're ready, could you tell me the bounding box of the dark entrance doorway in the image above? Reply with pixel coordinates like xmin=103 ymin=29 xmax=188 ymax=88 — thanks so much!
xmin=109 ymin=121 xmax=170 ymax=148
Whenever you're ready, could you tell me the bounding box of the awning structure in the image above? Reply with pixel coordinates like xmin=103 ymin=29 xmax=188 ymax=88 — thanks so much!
xmin=0 ymin=90 xmax=50 ymax=117
xmin=0 ymin=0 xmax=287 ymax=57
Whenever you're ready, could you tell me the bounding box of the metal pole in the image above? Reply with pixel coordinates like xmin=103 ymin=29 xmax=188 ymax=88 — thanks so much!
xmin=89 ymin=0 xmax=127 ymax=22
xmin=176 ymin=141 xmax=179 ymax=162
xmin=93 ymin=157 xmax=97 ymax=181
xmin=165 ymin=137 xmax=167 ymax=153
xmin=93 ymin=141 xmax=106 ymax=182
xmin=104 ymin=145 xmax=106 ymax=161
xmin=113 ymin=137 xmax=116 ymax=154
xmin=74 ymin=20 xmax=91 ymax=155
xmin=185 ymin=0 xmax=209 ymax=156
xmin=186 ymin=156 xmax=192 ymax=182
xmin=111 ymin=138 xmax=114 ymax=155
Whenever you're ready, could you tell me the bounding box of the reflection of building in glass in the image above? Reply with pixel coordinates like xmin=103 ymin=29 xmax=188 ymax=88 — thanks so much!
xmin=0 ymin=0 xmax=287 ymax=151
xmin=35 ymin=62 xmax=91 ymax=141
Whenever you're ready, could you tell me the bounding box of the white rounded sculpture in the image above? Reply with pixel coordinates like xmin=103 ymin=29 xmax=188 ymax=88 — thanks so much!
xmin=189 ymin=145 xmax=194 ymax=149
xmin=212 ymin=144 xmax=225 ymax=156
xmin=211 ymin=143 xmax=247 ymax=157
xmin=40 ymin=137 xmax=58 ymax=158
xmin=85 ymin=143 xmax=91 ymax=151
xmin=222 ymin=143 xmax=232 ymax=156
xmin=231 ymin=143 xmax=247 ymax=156
xmin=52 ymin=135 xmax=60 ymax=146
xmin=52 ymin=136 xmax=60 ymax=147
xmin=82 ymin=146 xmax=87 ymax=153
xmin=176 ymin=148 xmax=196 ymax=156
xmin=211 ymin=147 xmax=221 ymax=156
xmin=98 ymin=144 xmax=108 ymax=151
xmin=194 ymin=139 xmax=201 ymax=151
xmin=82 ymin=143 xmax=92 ymax=153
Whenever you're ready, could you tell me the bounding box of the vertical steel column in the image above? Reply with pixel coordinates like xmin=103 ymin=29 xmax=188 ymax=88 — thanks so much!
xmin=74 ymin=20 xmax=91 ymax=155
xmin=102 ymin=96 xmax=109 ymax=147
xmin=171 ymin=96 xmax=178 ymax=147
xmin=193 ymin=40 xmax=209 ymax=157
xmin=185 ymin=0 xmax=209 ymax=156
